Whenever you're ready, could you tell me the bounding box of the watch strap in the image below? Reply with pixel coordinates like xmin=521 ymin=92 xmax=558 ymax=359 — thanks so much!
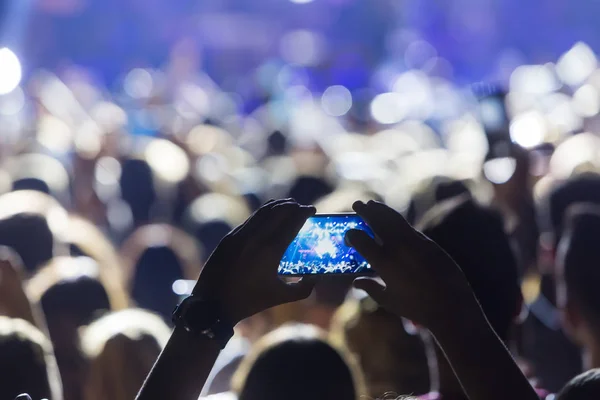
xmin=172 ymin=296 xmax=234 ymax=349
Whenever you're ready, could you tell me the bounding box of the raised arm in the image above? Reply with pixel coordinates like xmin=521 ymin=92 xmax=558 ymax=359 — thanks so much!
xmin=136 ymin=199 xmax=316 ymax=400
xmin=346 ymin=200 xmax=539 ymax=400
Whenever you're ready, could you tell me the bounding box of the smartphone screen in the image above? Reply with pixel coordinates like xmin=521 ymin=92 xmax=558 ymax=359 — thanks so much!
xmin=477 ymin=92 xmax=513 ymax=160
xmin=479 ymin=95 xmax=509 ymax=133
xmin=278 ymin=214 xmax=374 ymax=276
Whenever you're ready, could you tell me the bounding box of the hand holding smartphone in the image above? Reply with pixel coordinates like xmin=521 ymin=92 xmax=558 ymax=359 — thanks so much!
xmin=278 ymin=213 xmax=374 ymax=276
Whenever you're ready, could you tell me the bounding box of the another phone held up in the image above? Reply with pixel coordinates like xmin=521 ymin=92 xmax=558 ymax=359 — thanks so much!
xmin=278 ymin=213 xmax=375 ymax=276
xmin=476 ymin=86 xmax=513 ymax=160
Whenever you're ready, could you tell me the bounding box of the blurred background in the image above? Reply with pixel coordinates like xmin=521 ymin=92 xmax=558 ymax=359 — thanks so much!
xmin=7 ymin=0 xmax=600 ymax=86
xmin=1 ymin=0 xmax=600 ymax=302
xmin=1 ymin=0 xmax=600 ymax=269
xmin=3 ymin=1 xmax=600 ymax=398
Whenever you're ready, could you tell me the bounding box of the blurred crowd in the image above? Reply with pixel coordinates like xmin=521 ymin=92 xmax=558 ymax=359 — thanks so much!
xmin=4 ymin=36 xmax=600 ymax=400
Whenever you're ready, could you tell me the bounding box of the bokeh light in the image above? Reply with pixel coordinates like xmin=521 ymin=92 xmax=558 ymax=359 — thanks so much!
xmin=172 ymin=280 xmax=194 ymax=296
xmin=550 ymin=133 xmax=600 ymax=179
xmin=145 ymin=139 xmax=190 ymax=183
xmin=124 ymin=68 xmax=154 ymax=99
xmin=94 ymin=156 xmax=122 ymax=202
xmin=0 ymin=48 xmax=22 ymax=95
xmin=321 ymin=85 xmax=352 ymax=117
xmin=370 ymin=92 xmax=405 ymax=124
xmin=0 ymin=87 xmax=25 ymax=115
xmin=483 ymin=157 xmax=517 ymax=184
xmin=572 ymin=84 xmax=600 ymax=117
xmin=404 ymin=40 xmax=437 ymax=69
xmin=37 ymin=115 xmax=74 ymax=153
xmin=510 ymin=64 xmax=560 ymax=95
xmin=556 ymin=42 xmax=597 ymax=86
xmin=510 ymin=111 xmax=546 ymax=149
xmin=280 ymin=30 xmax=324 ymax=66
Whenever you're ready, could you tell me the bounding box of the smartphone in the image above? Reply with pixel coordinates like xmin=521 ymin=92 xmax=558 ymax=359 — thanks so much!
xmin=479 ymin=94 xmax=509 ymax=133
xmin=476 ymin=88 xmax=513 ymax=160
xmin=278 ymin=213 xmax=375 ymax=276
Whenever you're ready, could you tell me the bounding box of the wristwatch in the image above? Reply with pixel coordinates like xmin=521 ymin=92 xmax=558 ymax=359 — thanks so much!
xmin=172 ymin=295 xmax=234 ymax=349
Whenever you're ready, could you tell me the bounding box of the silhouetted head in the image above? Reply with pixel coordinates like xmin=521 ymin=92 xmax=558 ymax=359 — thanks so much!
xmin=121 ymin=224 xmax=203 ymax=320
xmin=119 ymin=158 xmax=156 ymax=226
xmin=233 ymin=324 xmax=364 ymax=400
xmin=547 ymin=173 xmax=600 ymax=247
xmin=407 ymin=176 xmax=471 ymax=225
xmin=0 ymin=190 xmax=67 ymax=275
xmin=556 ymin=369 xmax=600 ymax=400
xmin=420 ymin=196 xmax=522 ymax=341
xmin=131 ymin=246 xmax=185 ymax=321
xmin=80 ymin=309 xmax=171 ymax=400
xmin=556 ymin=205 xmax=600 ymax=349
xmin=61 ymin=214 xmax=130 ymax=310
xmin=6 ymin=153 xmax=70 ymax=204
xmin=182 ymin=193 xmax=249 ymax=256
xmin=0 ymin=317 xmax=63 ymax=400
xmin=192 ymin=220 xmax=233 ymax=257
xmin=28 ymin=258 xmax=112 ymax=400
xmin=0 ymin=213 xmax=54 ymax=274
xmin=331 ymin=293 xmax=430 ymax=397
xmin=267 ymin=130 xmax=288 ymax=156
xmin=13 ymin=178 xmax=51 ymax=194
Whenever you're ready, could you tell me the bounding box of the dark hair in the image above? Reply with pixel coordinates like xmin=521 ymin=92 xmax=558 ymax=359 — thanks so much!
xmin=267 ymin=130 xmax=288 ymax=156
xmin=561 ymin=207 xmax=600 ymax=330
xmin=234 ymin=325 xmax=361 ymax=400
xmin=0 ymin=317 xmax=61 ymax=400
xmin=0 ymin=213 xmax=54 ymax=274
xmin=12 ymin=178 xmax=51 ymax=194
xmin=557 ymin=369 xmax=600 ymax=400
xmin=119 ymin=158 xmax=156 ymax=226
xmin=331 ymin=296 xmax=430 ymax=397
xmin=26 ymin=259 xmax=112 ymax=400
xmin=40 ymin=276 xmax=111 ymax=327
xmin=548 ymin=173 xmax=600 ymax=245
xmin=192 ymin=220 xmax=233 ymax=257
xmin=407 ymin=176 xmax=471 ymax=225
xmin=132 ymin=246 xmax=185 ymax=321
xmin=420 ymin=197 xmax=520 ymax=340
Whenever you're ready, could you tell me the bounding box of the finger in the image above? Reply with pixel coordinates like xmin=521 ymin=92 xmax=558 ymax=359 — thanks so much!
xmin=230 ymin=198 xmax=293 ymax=236
xmin=265 ymin=203 xmax=316 ymax=253
xmin=353 ymin=200 xmax=419 ymax=244
xmin=202 ymin=199 xmax=296 ymax=286
xmin=199 ymin=200 xmax=293 ymax=289
xmin=353 ymin=277 xmax=388 ymax=305
xmin=345 ymin=229 xmax=384 ymax=265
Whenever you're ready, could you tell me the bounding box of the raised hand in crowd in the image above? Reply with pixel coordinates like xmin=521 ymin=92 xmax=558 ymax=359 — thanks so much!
xmin=346 ymin=200 xmax=540 ymax=400
xmin=136 ymin=199 xmax=317 ymax=400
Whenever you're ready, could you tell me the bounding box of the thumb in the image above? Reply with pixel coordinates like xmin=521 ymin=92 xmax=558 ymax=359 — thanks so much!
xmin=353 ymin=277 xmax=387 ymax=305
